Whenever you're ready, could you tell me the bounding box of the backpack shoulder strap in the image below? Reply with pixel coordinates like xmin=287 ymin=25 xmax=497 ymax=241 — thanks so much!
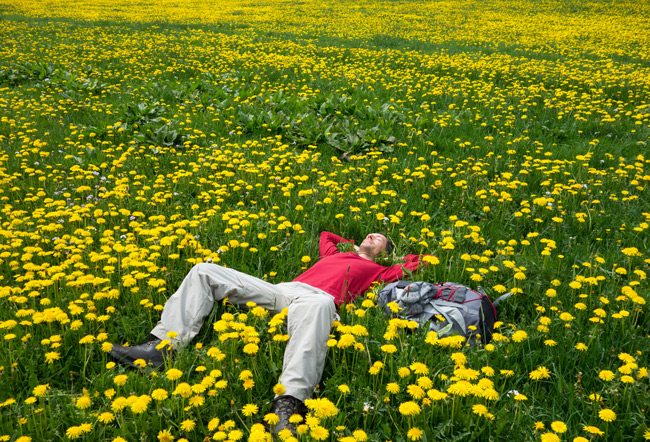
xmin=431 ymin=299 xmax=473 ymax=314
xmin=428 ymin=301 xmax=467 ymax=333
xmin=493 ymin=292 xmax=514 ymax=308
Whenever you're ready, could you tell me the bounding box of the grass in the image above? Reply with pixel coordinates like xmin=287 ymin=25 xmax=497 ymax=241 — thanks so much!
xmin=0 ymin=0 xmax=650 ymax=441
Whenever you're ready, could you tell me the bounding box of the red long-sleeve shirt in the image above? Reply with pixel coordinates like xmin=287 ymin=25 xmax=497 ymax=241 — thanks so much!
xmin=293 ymin=232 xmax=423 ymax=305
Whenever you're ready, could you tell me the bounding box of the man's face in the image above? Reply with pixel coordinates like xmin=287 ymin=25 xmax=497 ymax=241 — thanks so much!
xmin=360 ymin=233 xmax=388 ymax=257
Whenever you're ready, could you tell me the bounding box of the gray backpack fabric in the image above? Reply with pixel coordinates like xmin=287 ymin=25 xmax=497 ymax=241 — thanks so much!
xmin=377 ymin=281 xmax=498 ymax=346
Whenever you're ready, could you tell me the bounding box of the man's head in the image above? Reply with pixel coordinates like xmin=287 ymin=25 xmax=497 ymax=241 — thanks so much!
xmin=358 ymin=233 xmax=394 ymax=259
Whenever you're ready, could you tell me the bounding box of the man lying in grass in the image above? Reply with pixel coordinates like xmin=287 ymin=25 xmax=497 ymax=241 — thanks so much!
xmin=110 ymin=231 xmax=429 ymax=436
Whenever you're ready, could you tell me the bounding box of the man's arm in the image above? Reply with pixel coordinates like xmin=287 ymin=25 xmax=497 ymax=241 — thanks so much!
xmin=319 ymin=231 xmax=354 ymax=258
xmin=378 ymin=254 xmax=432 ymax=283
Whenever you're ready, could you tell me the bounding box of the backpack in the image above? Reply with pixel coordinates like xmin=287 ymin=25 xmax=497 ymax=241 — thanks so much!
xmin=377 ymin=281 xmax=505 ymax=346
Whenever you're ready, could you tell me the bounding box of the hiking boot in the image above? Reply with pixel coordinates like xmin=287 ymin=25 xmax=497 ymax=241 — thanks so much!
xmin=269 ymin=395 xmax=308 ymax=437
xmin=109 ymin=335 xmax=172 ymax=371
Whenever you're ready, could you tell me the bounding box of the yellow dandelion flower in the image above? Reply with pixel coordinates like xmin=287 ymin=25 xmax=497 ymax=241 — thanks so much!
xmin=305 ymin=397 xmax=338 ymax=418
xmin=482 ymin=388 xmax=499 ymax=401
xmin=386 ymin=383 xmax=400 ymax=394
xmin=599 ymin=370 xmax=615 ymax=381
xmin=450 ymin=352 xmax=467 ymax=365
xmin=113 ymin=375 xmax=128 ymax=386
xmin=98 ymin=412 xmax=115 ymax=424
xmin=65 ymin=426 xmax=83 ymax=439
xmin=427 ymin=389 xmax=448 ymax=401
xmin=409 ymin=362 xmax=429 ymax=375
xmin=540 ymin=433 xmax=560 ymax=442
xmin=213 ymin=431 xmax=227 ymax=440
xmin=111 ymin=397 xmax=127 ymax=413
xmin=157 ymin=429 xmax=174 ymax=442
xmin=166 ymin=368 xmax=183 ymax=381
xmin=32 ymin=384 xmax=50 ymax=397
xmin=264 ymin=413 xmax=280 ymax=425
xmin=188 ymin=395 xmax=204 ymax=407
xmin=386 ymin=302 xmax=401 ymax=313
xmin=472 ymin=404 xmax=488 ymax=416
xmin=512 ymin=330 xmax=528 ymax=343
xmin=273 ymin=383 xmax=286 ymax=395
xmin=621 ymin=247 xmax=639 ymax=256
xmin=407 ymin=384 xmax=426 ymax=400
xmin=407 ymin=427 xmax=423 ymax=441
xmin=618 ymin=352 xmax=635 ymax=363
xmin=44 ymin=351 xmax=60 ymax=364
xmin=550 ymin=421 xmax=567 ymax=433
xmin=417 ymin=376 xmax=434 ymax=389
xmin=481 ymin=366 xmax=495 ymax=377
xmin=243 ymin=378 xmax=255 ymax=390
xmin=529 ymin=366 xmax=551 ymax=380
xmin=398 ymin=367 xmax=411 ymax=378
xmin=598 ymin=408 xmax=616 ymax=422
xmin=352 ymin=430 xmax=367 ymax=441
xmin=152 ymin=388 xmax=169 ymax=401
xmin=207 ymin=417 xmax=220 ymax=431
xmin=180 ymin=419 xmax=196 ymax=431
xmin=447 ymin=381 xmax=472 ymax=397
xmin=422 ymin=256 xmax=440 ymax=265
xmin=130 ymin=397 xmax=150 ymax=414
xmin=398 ymin=401 xmax=421 ymax=416
xmin=239 ymin=370 xmax=253 ymax=380
xmin=583 ymin=425 xmax=604 ymax=435
xmin=172 ymin=383 xmax=192 ymax=398
xmin=229 ymin=429 xmax=243 ymax=441
xmin=242 ymin=403 xmax=258 ymax=416
xmin=310 ymin=426 xmax=329 ymax=440
xmin=559 ymin=312 xmax=574 ymax=322
xmin=75 ymin=396 xmax=91 ymax=410
xmin=289 ymin=414 xmax=304 ymax=424
xmin=78 ymin=335 xmax=95 ymax=344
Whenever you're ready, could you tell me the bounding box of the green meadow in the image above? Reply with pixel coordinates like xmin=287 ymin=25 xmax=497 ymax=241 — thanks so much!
xmin=0 ymin=0 xmax=649 ymax=440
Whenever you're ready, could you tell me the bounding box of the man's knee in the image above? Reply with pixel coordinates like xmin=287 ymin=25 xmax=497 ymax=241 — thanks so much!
xmin=190 ymin=262 xmax=230 ymax=282
xmin=192 ymin=262 xmax=215 ymax=274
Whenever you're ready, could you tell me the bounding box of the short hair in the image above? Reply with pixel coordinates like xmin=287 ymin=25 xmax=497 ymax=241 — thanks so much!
xmin=382 ymin=234 xmax=395 ymax=254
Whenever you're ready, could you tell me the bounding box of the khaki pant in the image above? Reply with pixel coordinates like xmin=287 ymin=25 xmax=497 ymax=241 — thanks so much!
xmin=151 ymin=263 xmax=337 ymax=402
